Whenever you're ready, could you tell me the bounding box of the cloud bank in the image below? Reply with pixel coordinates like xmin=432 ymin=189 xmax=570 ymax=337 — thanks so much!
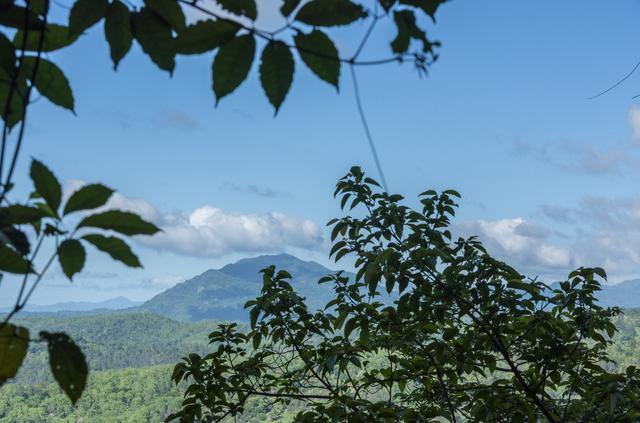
xmin=91 ymin=188 xmax=323 ymax=258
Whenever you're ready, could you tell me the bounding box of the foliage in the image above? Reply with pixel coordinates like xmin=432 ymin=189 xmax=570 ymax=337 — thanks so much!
xmin=0 ymin=309 xmax=639 ymax=421
xmin=12 ymin=312 xmax=219 ymax=385
xmin=0 ymin=160 xmax=158 ymax=402
xmin=170 ymin=168 xmax=640 ymax=422
xmin=0 ymin=0 xmax=453 ymax=406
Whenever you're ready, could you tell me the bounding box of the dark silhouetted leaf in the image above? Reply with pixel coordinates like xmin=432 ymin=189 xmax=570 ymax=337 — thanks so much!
xmin=391 ymin=9 xmax=434 ymax=54
xmin=212 ymin=34 xmax=255 ymax=104
xmin=82 ymin=234 xmax=141 ymax=267
xmin=63 ymin=184 xmax=113 ymax=215
xmin=14 ymin=24 xmax=78 ymax=52
xmin=1 ymin=225 xmax=30 ymax=255
xmin=0 ymin=243 xmax=32 ymax=273
xmin=175 ymin=19 xmax=238 ymax=55
xmin=259 ymin=40 xmax=294 ymax=113
xmin=281 ymin=0 xmax=301 ymax=16
xmin=41 ymin=332 xmax=87 ymax=404
xmin=30 ymin=159 xmax=61 ymax=213
xmin=294 ymin=30 xmax=339 ymax=89
xmin=58 ymin=239 xmax=85 ymax=280
xmin=145 ymin=0 xmax=185 ymax=31
xmin=0 ymin=68 xmax=25 ymax=128
xmin=0 ymin=32 xmax=15 ymax=75
xmin=216 ymin=0 xmax=256 ymax=20
xmin=0 ymin=324 xmax=28 ymax=385
xmin=104 ymin=0 xmax=132 ymax=70
xmin=78 ymin=210 xmax=160 ymax=235
xmin=69 ymin=0 xmax=108 ymax=37
xmin=3 ymin=205 xmax=46 ymax=224
xmin=0 ymin=4 xmax=44 ymax=30
xmin=399 ymin=0 xmax=447 ymax=21
xmin=295 ymin=0 xmax=367 ymax=27
xmin=132 ymin=7 xmax=175 ymax=73
xmin=21 ymin=57 xmax=74 ymax=111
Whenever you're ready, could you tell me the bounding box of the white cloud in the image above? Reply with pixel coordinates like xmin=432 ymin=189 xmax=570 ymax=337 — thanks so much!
xmin=65 ymin=182 xmax=324 ymax=258
xmin=629 ymin=105 xmax=640 ymax=141
xmin=456 ymin=218 xmax=574 ymax=276
xmin=143 ymin=206 xmax=323 ymax=257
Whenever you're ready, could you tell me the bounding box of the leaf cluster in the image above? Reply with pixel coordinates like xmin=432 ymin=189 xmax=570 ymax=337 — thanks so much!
xmin=169 ymin=168 xmax=640 ymax=422
xmin=0 ymin=159 xmax=160 ymax=403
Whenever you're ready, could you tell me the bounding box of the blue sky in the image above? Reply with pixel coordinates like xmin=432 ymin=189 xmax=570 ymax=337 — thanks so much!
xmin=4 ymin=0 xmax=640 ymax=306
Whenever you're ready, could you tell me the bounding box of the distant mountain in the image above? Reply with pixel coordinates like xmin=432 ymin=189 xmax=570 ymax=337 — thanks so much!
xmin=598 ymin=279 xmax=640 ymax=309
xmin=1 ymin=296 xmax=142 ymax=313
xmin=138 ymin=254 xmax=345 ymax=321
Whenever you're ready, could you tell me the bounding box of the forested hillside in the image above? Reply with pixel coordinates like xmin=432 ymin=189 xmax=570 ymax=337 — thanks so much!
xmin=12 ymin=312 xmax=219 ymax=384
xmin=1 ymin=308 xmax=640 ymax=422
xmin=137 ymin=254 xmax=354 ymax=321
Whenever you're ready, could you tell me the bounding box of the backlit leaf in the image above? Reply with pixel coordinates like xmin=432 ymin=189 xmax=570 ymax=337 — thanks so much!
xmin=0 ymin=324 xmax=28 ymax=385
xmin=77 ymin=210 xmax=160 ymax=235
xmin=295 ymin=0 xmax=367 ymax=27
xmin=21 ymin=57 xmax=74 ymax=111
xmin=294 ymin=30 xmax=339 ymax=89
xmin=82 ymin=234 xmax=142 ymax=267
xmin=41 ymin=332 xmax=87 ymax=404
xmin=30 ymin=159 xmax=61 ymax=213
xmin=63 ymin=184 xmax=113 ymax=215
xmin=58 ymin=239 xmax=85 ymax=280
xmin=212 ymin=34 xmax=255 ymax=104
xmin=104 ymin=0 xmax=132 ymax=70
xmin=145 ymin=0 xmax=186 ymax=31
xmin=259 ymin=40 xmax=294 ymax=113
xmin=132 ymin=7 xmax=175 ymax=73
xmin=175 ymin=19 xmax=238 ymax=55
xmin=69 ymin=0 xmax=108 ymax=37
xmin=14 ymin=24 xmax=78 ymax=52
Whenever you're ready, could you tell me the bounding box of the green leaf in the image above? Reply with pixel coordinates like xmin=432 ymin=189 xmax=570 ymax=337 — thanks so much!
xmin=3 ymin=205 xmax=46 ymax=224
xmin=280 ymin=0 xmax=301 ymax=17
xmin=390 ymin=10 xmax=433 ymax=54
xmin=0 ymin=324 xmax=28 ymax=385
xmin=399 ymin=0 xmax=447 ymax=21
xmin=294 ymin=30 xmax=339 ymax=89
xmin=0 ymin=225 xmax=30 ymax=255
xmin=14 ymin=24 xmax=78 ymax=52
xmin=104 ymin=0 xmax=132 ymax=70
xmin=215 ymin=0 xmax=257 ymax=20
xmin=259 ymin=40 xmax=294 ymax=113
xmin=212 ymin=34 xmax=255 ymax=104
xmin=0 ymin=243 xmax=32 ymax=273
xmin=0 ymin=32 xmax=16 ymax=76
xmin=0 ymin=68 xmax=25 ymax=128
xmin=175 ymin=19 xmax=238 ymax=55
xmin=295 ymin=0 xmax=367 ymax=27
xmin=69 ymin=0 xmax=109 ymax=37
xmin=40 ymin=332 xmax=87 ymax=404
xmin=0 ymin=5 xmax=44 ymax=30
xmin=63 ymin=184 xmax=113 ymax=215
xmin=132 ymin=7 xmax=175 ymax=73
xmin=145 ymin=0 xmax=186 ymax=31
xmin=82 ymin=234 xmax=141 ymax=267
xmin=30 ymin=159 xmax=62 ymax=213
xmin=21 ymin=57 xmax=74 ymax=111
xmin=77 ymin=210 xmax=160 ymax=235
xmin=58 ymin=239 xmax=85 ymax=280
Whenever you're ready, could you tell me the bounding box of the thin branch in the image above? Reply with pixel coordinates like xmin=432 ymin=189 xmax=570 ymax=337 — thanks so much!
xmin=588 ymin=59 xmax=640 ymax=100
xmin=350 ymin=65 xmax=389 ymax=192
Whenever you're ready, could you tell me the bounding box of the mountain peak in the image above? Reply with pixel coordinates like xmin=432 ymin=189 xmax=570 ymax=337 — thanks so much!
xmin=219 ymin=254 xmax=329 ymax=281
